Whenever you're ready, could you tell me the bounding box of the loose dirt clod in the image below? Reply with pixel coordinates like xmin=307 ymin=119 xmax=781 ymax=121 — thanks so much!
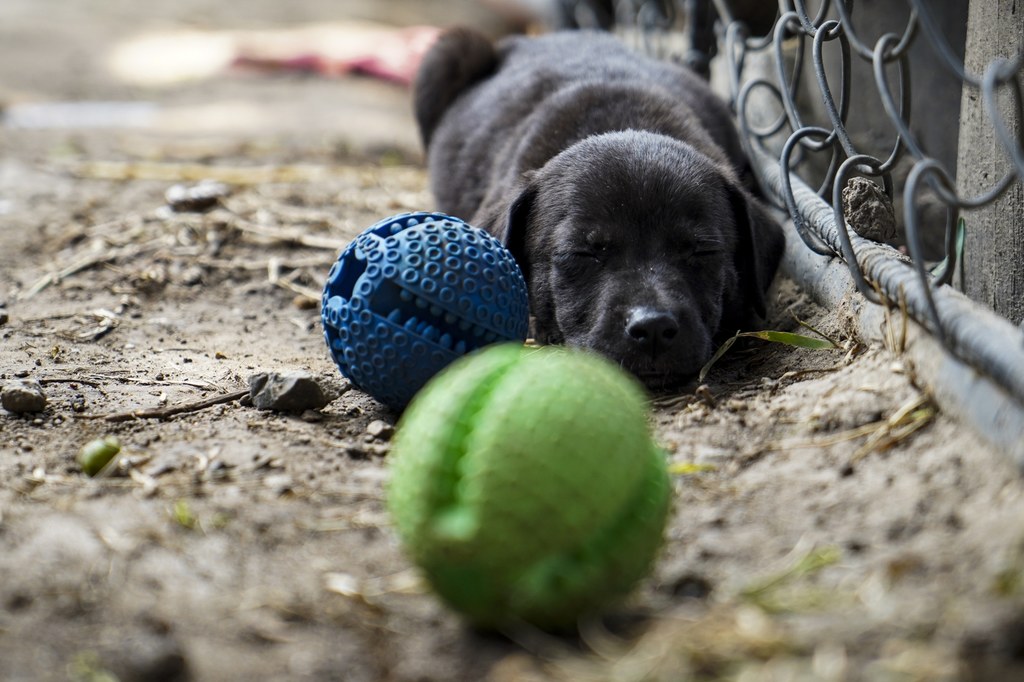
xmin=842 ymin=176 xmax=898 ymax=242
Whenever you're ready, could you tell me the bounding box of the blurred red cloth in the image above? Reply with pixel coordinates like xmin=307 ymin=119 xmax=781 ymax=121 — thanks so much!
xmin=232 ymin=25 xmax=442 ymax=86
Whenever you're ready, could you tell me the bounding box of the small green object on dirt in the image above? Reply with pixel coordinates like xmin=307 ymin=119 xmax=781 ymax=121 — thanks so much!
xmin=77 ymin=436 xmax=121 ymax=476
xmin=387 ymin=343 xmax=672 ymax=630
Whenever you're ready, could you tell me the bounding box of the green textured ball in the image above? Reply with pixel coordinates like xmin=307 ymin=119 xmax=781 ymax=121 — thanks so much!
xmin=387 ymin=343 xmax=672 ymax=629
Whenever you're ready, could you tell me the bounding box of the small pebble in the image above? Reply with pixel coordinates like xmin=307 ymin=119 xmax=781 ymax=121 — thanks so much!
xmin=724 ymin=399 xmax=747 ymax=412
xmin=1 ymin=380 xmax=47 ymax=413
xmin=264 ymin=473 xmax=294 ymax=496
xmin=179 ymin=266 xmax=204 ymax=286
xmin=366 ymin=419 xmax=394 ymax=440
xmin=164 ymin=179 xmax=230 ymax=213
xmin=293 ymin=296 xmax=318 ymax=310
xmin=248 ymin=371 xmax=330 ymax=413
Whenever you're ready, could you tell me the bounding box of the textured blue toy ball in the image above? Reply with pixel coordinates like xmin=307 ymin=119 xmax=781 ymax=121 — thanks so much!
xmin=321 ymin=212 xmax=530 ymax=410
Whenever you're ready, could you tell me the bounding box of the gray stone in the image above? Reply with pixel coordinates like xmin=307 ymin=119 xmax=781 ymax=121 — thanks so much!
xmin=366 ymin=419 xmax=394 ymax=440
xmin=248 ymin=371 xmax=330 ymax=413
xmin=841 ymin=177 xmax=897 ymax=243
xmin=2 ymin=380 xmax=47 ymax=413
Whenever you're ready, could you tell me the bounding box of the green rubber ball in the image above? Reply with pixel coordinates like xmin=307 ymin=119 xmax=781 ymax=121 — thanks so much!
xmin=387 ymin=343 xmax=672 ymax=629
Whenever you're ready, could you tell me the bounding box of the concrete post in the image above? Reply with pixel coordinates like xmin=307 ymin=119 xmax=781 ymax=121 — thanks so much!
xmin=957 ymin=0 xmax=1024 ymax=325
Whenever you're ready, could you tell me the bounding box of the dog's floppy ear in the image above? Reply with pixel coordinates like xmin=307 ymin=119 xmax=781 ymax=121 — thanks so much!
xmin=413 ymin=27 xmax=497 ymax=149
xmin=476 ymin=172 xmax=538 ymax=283
xmin=500 ymin=180 xmax=538 ymax=283
xmin=725 ymin=182 xmax=785 ymax=321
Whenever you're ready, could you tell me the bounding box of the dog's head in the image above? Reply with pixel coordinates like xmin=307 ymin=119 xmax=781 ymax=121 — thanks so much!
xmin=489 ymin=130 xmax=785 ymax=387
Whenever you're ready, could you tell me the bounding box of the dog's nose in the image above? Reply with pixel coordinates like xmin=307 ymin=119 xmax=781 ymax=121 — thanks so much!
xmin=625 ymin=308 xmax=679 ymax=356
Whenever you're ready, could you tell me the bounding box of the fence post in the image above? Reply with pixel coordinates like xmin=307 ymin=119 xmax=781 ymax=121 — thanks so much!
xmin=956 ymin=0 xmax=1024 ymax=325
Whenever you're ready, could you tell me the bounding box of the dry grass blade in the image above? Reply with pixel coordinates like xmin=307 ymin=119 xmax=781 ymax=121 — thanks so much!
xmin=63 ymin=159 xmax=426 ymax=188
xmin=650 ymin=392 xmax=698 ymax=409
xmin=668 ymin=461 xmax=717 ymax=475
xmin=791 ymin=312 xmax=841 ymax=347
xmin=742 ymin=545 xmax=842 ymax=600
xmin=546 ymin=605 xmax=798 ymax=682
xmin=851 ymin=393 xmax=935 ymax=463
xmin=21 ymin=241 xmax=157 ymax=300
xmin=267 ymin=263 xmax=323 ymax=302
xmin=879 ymin=282 xmax=909 ymax=355
xmin=739 ymin=544 xmax=843 ymax=614
xmin=759 ymin=393 xmax=935 ymax=457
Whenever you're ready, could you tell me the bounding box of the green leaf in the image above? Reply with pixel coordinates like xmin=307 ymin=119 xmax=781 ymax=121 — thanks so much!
xmin=930 ymin=216 xmax=966 ymax=282
xmin=699 ymin=330 xmax=837 ymax=382
xmin=739 ymin=330 xmax=837 ymax=349
xmin=173 ymin=500 xmax=199 ymax=530
xmin=698 ymin=333 xmax=739 ymax=383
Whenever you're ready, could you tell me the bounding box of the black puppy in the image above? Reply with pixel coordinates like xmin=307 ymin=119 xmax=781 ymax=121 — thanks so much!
xmin=414 ymin=29 xmax=784 ymax=386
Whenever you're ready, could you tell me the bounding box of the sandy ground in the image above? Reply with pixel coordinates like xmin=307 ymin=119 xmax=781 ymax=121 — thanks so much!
xmin=3 ymin=2 xmax=1024 ymax=681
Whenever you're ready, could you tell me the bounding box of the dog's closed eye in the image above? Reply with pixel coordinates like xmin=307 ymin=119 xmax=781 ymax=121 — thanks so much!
xmin=665 ymin=235 xmax=727 ymax=263
xmin=691 ymin=241 xmax=726 ymax=258
xmin=582 ymin=240 xmax=612 ymax=262
xmin=554 ymin=247 xmax=607 ymax=273
xmin=559 ymin=233 xmax=613 ymax=264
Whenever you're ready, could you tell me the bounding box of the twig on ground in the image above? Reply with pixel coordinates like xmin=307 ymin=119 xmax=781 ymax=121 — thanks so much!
xmin=37 ymin=377 xmax=104 ymax=388
xmin=78 ymin=388 xmax=249 ymax=423
xmin=266 ymin=259 xmax=323 ymax=302
xmin=232 ymin=218 xmax=344 ymax=250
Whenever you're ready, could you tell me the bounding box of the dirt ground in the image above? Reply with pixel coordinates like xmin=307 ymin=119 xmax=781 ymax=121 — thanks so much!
xmin=3 ymin=2 xmax=1024 ymax=681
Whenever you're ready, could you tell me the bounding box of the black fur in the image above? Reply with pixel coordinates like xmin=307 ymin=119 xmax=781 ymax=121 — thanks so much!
xmin=414 ymin=29 xmax=785 ymax=386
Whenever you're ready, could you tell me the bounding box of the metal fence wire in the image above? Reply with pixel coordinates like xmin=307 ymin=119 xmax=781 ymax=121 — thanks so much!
xmin=556 ymin=0 xmax=1024 ymax=460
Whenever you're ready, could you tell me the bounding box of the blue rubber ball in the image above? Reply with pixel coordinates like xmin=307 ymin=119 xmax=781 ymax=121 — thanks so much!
xmin=321 ymin=212 xmax=530 ymax=410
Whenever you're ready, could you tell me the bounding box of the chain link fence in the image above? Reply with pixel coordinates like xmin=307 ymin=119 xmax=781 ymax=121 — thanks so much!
xmin=554 ymin=0 xmax=1024 ymax=463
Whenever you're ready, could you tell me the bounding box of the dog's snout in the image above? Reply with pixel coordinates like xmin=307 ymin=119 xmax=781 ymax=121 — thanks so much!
xmin=625 ymin=308 xmax=679 ymax=356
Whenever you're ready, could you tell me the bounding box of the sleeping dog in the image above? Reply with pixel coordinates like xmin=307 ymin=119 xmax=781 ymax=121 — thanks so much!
xmin=414 ymin=29 xmax=784 ymax=387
